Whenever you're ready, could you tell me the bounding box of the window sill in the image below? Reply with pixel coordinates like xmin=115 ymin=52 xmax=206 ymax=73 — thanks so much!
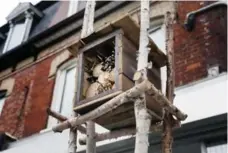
xmin=175 ymin=72 xmax=227 ymax=91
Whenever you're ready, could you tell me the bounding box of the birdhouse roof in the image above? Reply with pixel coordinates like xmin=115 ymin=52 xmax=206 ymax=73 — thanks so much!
xmin=80 ymin=15 xmax=167 ymax=67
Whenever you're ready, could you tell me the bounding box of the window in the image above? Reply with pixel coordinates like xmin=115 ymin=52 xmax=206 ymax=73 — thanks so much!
xmin=3 ymin=2 xmax=43 ymax=53
xmin=47 ymin=59 xmax=77 ymax=128
xmin=149 ymin=15 xmax=166 ymax=94
xmin=0 ymin=90 xmax=7 ymax=115
xmin=149 ymin=15 xmax=166 ymax=53
xmin=4 ymin=21 xmax=27 ymax=52
xmin=206 ymin=142 xmax=227 ymax=153
xmin=0 ymin=98 xmax=5 ymax=115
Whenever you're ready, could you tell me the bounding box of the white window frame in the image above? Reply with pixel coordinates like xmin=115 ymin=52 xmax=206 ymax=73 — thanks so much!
xmin=149 ymin=17 xmax=167 ymax=94
xmin=0 ymin=97 xmax=6 ymax=115
xmin=3 ymin=12 xmax=33 ymax=53
xmin=206 ymin=142 xmax=227 ymax=153
xmin=46 ymin=58 xmax=77 ymax=129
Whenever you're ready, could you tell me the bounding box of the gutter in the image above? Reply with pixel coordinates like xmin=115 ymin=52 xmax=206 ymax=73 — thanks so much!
xmin=184 ymin=1 xmax=227 ymax=31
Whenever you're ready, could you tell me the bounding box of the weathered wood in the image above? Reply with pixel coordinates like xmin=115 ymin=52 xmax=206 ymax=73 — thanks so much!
xmin=68 ymin=125 xmax=77 ymax=153
xmin=81 ymin=0 xmax=96 ymax=38
xmin=80 ymin=29 xmax=123 ymax=54
xmin=52 ymin=79 xmax=187 ymax=132
xmin=68 ymin=55 xmax=79 ymax=153
xmin=74 ymin=90 xmax=122 ymax=113
xmin=86 ymin=121 xmax=96 ymax=153
xmin=147 ymin=109 xmax=164 ymax=121
xmin=47 ymin=108 xmax=87 ymax=134
xmin=134 ymin=1 xmax=151 ymax=153
xmin=47 ymin=108 xmax=68 ymax=121
xmin=52 ymin=80 xmax=150 ymax=132
xmin=145 ymin=80 xmax=187 ymax=121
xmin=79 ymin=123 xmax=162 ymax=145
xmin=134 ymin=98 xmax=151 ymax=153
xmin=162 ymin=12 xmax=176 ymax=153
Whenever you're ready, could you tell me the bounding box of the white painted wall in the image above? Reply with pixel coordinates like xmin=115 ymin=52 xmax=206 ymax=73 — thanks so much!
xmin=3 ymin=73 xmax=227 ymax=153
xmin=174 ymin=73 xmax=227 ymax=124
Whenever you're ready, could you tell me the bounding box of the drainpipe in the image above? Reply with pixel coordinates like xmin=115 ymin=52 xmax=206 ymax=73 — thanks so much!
xmin=184 ymin=1 xmax=227 ymax=31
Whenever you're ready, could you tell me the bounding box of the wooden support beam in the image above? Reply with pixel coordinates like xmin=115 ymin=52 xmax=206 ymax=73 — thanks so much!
xmin=47 ymin=108 xmax=67 ymax=121
xmin=47 ymin=108 xmax=87 ymax=134
xmin=79 ymin=123 xmax=162 ymax=145
xmin=162 ymin=11 xmax=178 ymax=153
xmin=86 ymin=121 xmax=96 ymax=153
xmin=144 ymin=80 xmax=187 ymax=121
xmin=68 ymin=125 xmax=77 ymax=153
xmin=134 ymin=1 xmax=151 ymax=153
xmin=52 ymin=79 xmax=187 ymax=133
xmin=52 ymin=80 xmax=149 ymax=132
xmin=147 ymin=109 xmax=164 ymax=121
xmin=81 ymin=0 xmax=96 ymax=38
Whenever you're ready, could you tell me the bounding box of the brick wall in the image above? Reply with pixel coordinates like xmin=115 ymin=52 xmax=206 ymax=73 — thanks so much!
xmin=174 ymin=1 xmax=227 ymax=86
xmin=0 ymin=56 xmax=56 ymax=138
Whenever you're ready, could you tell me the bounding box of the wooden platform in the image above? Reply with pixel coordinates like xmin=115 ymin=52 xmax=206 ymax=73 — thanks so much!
xmin=73 ymin=15 xmax=166 ymax=131
xmin=75 ymin=97 xmax=163 ymax=130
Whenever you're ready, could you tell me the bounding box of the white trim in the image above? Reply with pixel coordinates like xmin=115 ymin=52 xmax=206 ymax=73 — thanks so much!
xmin=67 ymin=0 xmax=79 ymax=17
xmin=175 ymin=72 xmax=227 ymax=91
xmin=22 ymin=11 xmax=33 ymax=42
xmin=47 ymin=58 xmax=77 ymax=128
xmin=149 ymin=23 xmax=167 ymax=94
xmin=2 ymin=23 xmax=14 ymax=53
xmin=0 ymin=97 xmax=6 ymax=115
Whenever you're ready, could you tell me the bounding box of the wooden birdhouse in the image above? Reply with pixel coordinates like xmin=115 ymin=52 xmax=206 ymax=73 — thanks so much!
xmin=73 ymin=16 xmax=167 ymax=130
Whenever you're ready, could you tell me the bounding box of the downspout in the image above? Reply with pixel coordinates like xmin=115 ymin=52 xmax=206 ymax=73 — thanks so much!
xmin=184 ymin=1 xmax=227 ymax=31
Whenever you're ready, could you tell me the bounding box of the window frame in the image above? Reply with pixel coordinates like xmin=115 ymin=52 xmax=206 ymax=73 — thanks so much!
xmin=0 ymin=97 xmax=6 ymax=116
xmin=46 ymin=58 xmax=77 ymax=128
xmin=0 ymin=90 xmax=7 ymax=116
xmin=5 ymin=22 xmax=27 ymax=52
xmin=149 ymin=17 xmax=167 ymax=94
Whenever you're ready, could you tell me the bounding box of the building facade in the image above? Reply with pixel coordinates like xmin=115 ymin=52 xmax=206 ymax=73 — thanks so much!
xmin=0 ymin=1 xmax=226 ymax=153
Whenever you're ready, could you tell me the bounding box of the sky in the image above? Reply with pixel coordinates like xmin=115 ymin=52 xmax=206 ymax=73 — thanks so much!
xmin=0 ymin=0 xmax=40 ymax=26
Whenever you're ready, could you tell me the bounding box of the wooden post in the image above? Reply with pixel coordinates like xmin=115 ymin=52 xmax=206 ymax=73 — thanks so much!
xmin=162 ymin=12 xmax=175 ymax=153
xmin=68 ymin=125 xmax=78 ymax=153
xmin=134 ymin=1 xmax=151 ymax=153
xmin=81 ymin=1 xmax=96 ymax=153
xmin=68 ymin=59 xmax=79 ymax=153
xmin=86 ymin=121 xmax=96 ymax=153
xmin=81 ymin=0 xmax=96 ymax=38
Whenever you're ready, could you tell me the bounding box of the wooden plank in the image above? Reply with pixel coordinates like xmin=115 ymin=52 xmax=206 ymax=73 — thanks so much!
xmin=105 ymin=117 xmax=135 ymax=130
xmin=93 ymin=15 xmax=167 ymax=67
xmin=74 ymin=90 xmax=122 ymax=114
xmin=76 ymin=53 xmax=84 ymax=105
xmin=95 ymin=109 xmax=135 ymax=129
xmin=79 ymin=29 xmax=123 ymax=53
xmin=119 ymin=74 xmax=134 ymax=92
xmin=95 ymin=103 xmax=133 ymax=120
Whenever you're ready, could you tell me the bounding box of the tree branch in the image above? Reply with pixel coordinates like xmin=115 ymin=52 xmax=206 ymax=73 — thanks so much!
xmin=47 ymin=108 xmax=87 ymax=134
xmin=86 ymin=121 xmax=96 ymax=153
xmin=79 ymin=123 xmax=162 ymax=145
xmin=145 ymin=80 xmax=187 ymax=121
xmin=162 ymin=11 xmax=177 ymax=153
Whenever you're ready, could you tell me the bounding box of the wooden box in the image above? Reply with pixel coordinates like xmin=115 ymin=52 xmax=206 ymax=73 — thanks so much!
xmin=73 ymin=16 xmax=167 ymax=130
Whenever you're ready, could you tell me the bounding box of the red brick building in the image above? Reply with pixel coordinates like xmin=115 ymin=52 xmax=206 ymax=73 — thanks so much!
xmin=0 ymin=1 xmax=226 ymax=153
